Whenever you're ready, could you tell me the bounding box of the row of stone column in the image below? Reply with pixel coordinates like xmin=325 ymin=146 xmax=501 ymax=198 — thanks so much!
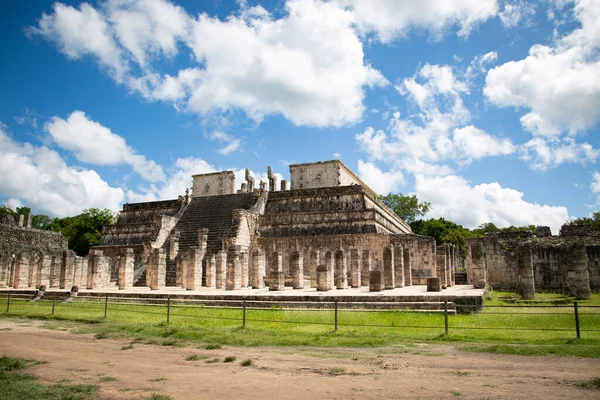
xmin=436 ymin=244 xmax=458 ymax=289
xmin=0 ymin=250 xmax=89 ymax=290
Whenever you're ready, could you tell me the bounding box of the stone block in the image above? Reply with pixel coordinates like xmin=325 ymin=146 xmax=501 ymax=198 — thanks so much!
xmin=369 ymin=270 xmax=382 ymax=292
xmin=427 ymin=277 xmax=441 ymax=292
xmin=316 ymin=264 xmax=331 ymax=291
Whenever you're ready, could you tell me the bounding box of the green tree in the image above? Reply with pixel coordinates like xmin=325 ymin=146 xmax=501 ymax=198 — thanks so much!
xmin=410 ymin=218 xmax=475 ymax=250
xmin=379 ymin=193 xmax=431 ymax=223
xmin=50 ymin=208 xmax=118 ymax=256
xmin=562 ymin=213 xmax=600 ymax=231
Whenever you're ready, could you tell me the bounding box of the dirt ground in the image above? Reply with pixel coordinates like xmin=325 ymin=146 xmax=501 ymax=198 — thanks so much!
xmin=0 ymin=319 xmax=599 ymax=400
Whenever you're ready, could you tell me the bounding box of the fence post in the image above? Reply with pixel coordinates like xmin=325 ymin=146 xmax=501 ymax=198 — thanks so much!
xmin=104 ymin=294 xmax=108 ymax=318
xmin=242 ymin=301 xmax=246 ymax=328
xmin=6 ymin=292 xmax=11 ymax=313
xmin=167 ymin=296 xmax=171 ymax=323
xmin=444 ymin=301 xmax=449 ymax=335
xmin=52 ymin=295 xmax=56 ymax=316
xmin=574 ymin=301 xmax=580 ymax=339
xmin=334 ymin=301 xmax=338 ymax=331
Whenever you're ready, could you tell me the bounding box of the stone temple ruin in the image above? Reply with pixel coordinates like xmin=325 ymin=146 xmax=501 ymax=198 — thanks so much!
xmin=0 ymin=160 xmax=459 ymax=293
xmin=465 ymin=225 xmax=600 ymax=299
xmin=1 ymin=159 xmax=598 ymax=300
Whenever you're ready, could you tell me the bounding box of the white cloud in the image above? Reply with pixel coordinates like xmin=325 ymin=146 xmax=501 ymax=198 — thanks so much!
xmin=485 ymin=0 xmax=600 ymax=136
xmin=357 ymin=160 xmax=404 ymax=194
xmin=590 ymin=171 xmax=600 ymax=195
xmin=335 ymin=0 xmax=499 ymax=42
xmin=357 ymin=61 xmax=514 ymax=173
xmin=207 ymin=131 xmax=242 ymax=155
xmin=519 ymin=137 xmax=599 ymax=170
xmin=45 ymin=111 xmax=166 ymax=182
xmin=415 ymin=173 xmax=569 ymax=234
xmin=105 ymin=0 xmax=191 ymax=68
xmin=499 ymin=0 xmax=536 ymax=28
xmin=32 ymin=0 xmax=387 ymax=128
xmin=31 ymin=2 xmax=128 ymax=82
xmin=453 ymin=125 xmax=514 ymax=163
xmin=0 ymin=126 xmax=124 ymax=217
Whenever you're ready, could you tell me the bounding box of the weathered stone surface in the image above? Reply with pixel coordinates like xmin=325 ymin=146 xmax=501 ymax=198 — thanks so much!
xmin=290 ymin=251 xmax=304 ymax=289
xmin=383 ymin=245 xmax=395 ymax=290
xmin=215 ymin=251 xmax=226 ymax=289
xmin=350 ymin=248 xmax=361 ymax=288
xmin=268 ymin=252 xmax=284 ymax=291
xmin=427 ymin=277 xmax=441 ymax=292
xmin=226 ymin=248 xmax=242 ymax=290
xmin=369 ymin=270 xmax=383 ymax=292
xmin=316 ymin=264 xmax=331 ymax=291
xmin=118 ymin=248 xmax=135 ymax=289
xmin=334 ymin=250 xmax=347 ymax=289
xmin=250 ymin=248 xmax=265 ymax=289
xmin=206 ymin=254 xmax=216 ymax=288
xmin=147 ymin=248 xmax=166 ymax=290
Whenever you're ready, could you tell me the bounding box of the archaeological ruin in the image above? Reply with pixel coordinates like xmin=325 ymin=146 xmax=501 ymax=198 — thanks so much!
xmin=0 ymin=159 xmax=598 ymax=301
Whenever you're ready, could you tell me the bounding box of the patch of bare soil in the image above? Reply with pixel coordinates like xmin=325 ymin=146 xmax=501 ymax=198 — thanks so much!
xmin=0 ymin=319 xmax=599 ymax=400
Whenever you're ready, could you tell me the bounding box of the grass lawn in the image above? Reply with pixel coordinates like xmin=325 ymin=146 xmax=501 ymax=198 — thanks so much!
xmin=1 ymin=291 xmax=599 ymax=357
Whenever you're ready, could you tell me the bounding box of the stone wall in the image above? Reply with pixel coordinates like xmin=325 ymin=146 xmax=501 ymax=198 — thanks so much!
xmin=465 ymin=227 xmax=597 ymax=298
xmin=192 ymin=171 xmax=235 ymax=197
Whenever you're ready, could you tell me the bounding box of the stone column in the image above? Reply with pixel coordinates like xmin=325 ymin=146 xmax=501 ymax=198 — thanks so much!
xmin=49 ymin=255 xmax=61 ymax=288
xmin=361 ymin=250 xmax=371 ymax=286
xmin=186 ymin=247 xmax=204 ymax=290
xmin=62 ymin=250 xmax=76 ymax=289
xmin=369 ymin=270 xmax=383 ymax=292
xmin=169 ymin=230 xmax=180 ymax=261
xmin=324 ymin=251 xmax=334 ymax=288
xmin=0 ymin=254 xmax=9 ymax=287
xmin=241 ymin=251 xmax=249 ymax=288
xmin=148 ymin=248 xmax=166 ymax=290
xmin=251 ymin=248 xmax=265 ymax=289
xmin=350 ymin=248 xmax=361 ymax=288
xmin=383 ymin=245 xmax=395 ymax=290
xmin=215 ymin=251 xmax=226 ymax=289
xmin=309 ymin=250 xmax=319 ymax=288
xmin=38 ymin=255 xmax=52 ymax=288
xmin=514 ymin=243 xmax=535 ymax=299
xmin=316 ymin=264 xmax=331 ymax=291
xmin=393 ymin=245 xmax=404 ymax=288
xmin=87 ymin=249 xmax=109 ymax=289
xmin=226 ymin=248 xmax=242 ymax=290
xmin=470 ymin=242 xmax=487 ymax=289
xmin=77 ymin=258 xmax=89 ymax=288
xmin=28 ymin=254 xmax=38 ymax=288
xmin=13 ymin=253 xmax=30 ymax=289
xmin=268 ymin=251 xmax=284 ymax=291
xmin=436 ymin=246 xmax=447 ymax=289
xmin=334 ymin=250 xmax=348 ymax=289
xmin=563 ymin=242 xmax=591 ymax=299
xmin=291 ymin=251 xmax=304 ymax=289
xmin=118 ymin=248 xmax=135 ymax=289
xmin=205 ymin=254 xmax=216 ymax=288
xmin=403 ymin=248 xmax=412 ymax=286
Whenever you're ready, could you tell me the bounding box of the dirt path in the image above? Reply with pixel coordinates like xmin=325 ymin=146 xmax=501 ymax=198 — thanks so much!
xmin=1 ymin=320 xmax=599 ymax=400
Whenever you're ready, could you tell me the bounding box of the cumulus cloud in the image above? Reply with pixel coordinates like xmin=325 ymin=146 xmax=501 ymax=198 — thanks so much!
xmin=356 ymin=61 xmax=514 ymax=174
xmin=485 ymin=0 xmax=600 ymax=138
xmin=415 ymin=173 xmax=569 ymax=234
xmin=499 ymin=0 xmax=537 ymax=28
xmin=519 ymin=137 xmax=599 ymax=170
xmin=0 ymin=125 xmax=125 ymax=217
xmin=335 ymin=0 xmax=499 ymax=41
xmin=357 ymin=160 xmax=404 ymax=194
xmin=32 ymin=0 xmax=387 ymax=128
xmin=45 ymin=111 xmax=166 ymax=182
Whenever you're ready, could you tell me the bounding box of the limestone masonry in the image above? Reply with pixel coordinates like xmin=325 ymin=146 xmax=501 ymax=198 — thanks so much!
xmin=0 ymin=159 xmax=597 ymax=299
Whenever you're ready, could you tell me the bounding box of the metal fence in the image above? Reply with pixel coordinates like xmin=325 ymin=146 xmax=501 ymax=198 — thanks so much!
xmin=1 ymin=292 xmax=599 ymax=340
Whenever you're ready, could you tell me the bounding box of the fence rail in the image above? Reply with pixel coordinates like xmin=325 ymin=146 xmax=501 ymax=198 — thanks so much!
xmin=1 ymin=293 xmax=598 ymax=340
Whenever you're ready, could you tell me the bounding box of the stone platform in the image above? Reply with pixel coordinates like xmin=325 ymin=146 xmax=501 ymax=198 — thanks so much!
xmin=1 ymin=285 xmax=484 ymax=313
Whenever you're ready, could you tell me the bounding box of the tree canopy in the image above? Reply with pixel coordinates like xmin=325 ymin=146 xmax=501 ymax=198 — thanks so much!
xmin=379 ymin=193 xmax=431 ymax=224
xmin=563 ymin=212 xmax=600 ymax=231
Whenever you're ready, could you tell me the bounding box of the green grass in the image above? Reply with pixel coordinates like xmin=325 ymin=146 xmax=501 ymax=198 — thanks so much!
xmin=98 ymin=376 xmax=117 ymax=382
xmin=0 ymin=355 xmax=98 ymax=400
xmin=145 ymin=394 xmax=174 ymax=400
xmin=223 ymin=356 xmax=236 ymax=363
xmin=575 ymin=377 xmax=600 ymax=389
xmin=1 ymin=292 xmax=599 ymax=358
xmin=185 ymin=354 xmax=208 ymax=361
xmin=240 ymin=359 xmax=253 ymax=367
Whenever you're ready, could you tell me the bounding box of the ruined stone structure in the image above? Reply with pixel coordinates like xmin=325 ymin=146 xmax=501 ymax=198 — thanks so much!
xmin=0 ymin=214 xmax=84 ymax=290
xmin=465 ymin=225 xmax=600 ymax=299
xmin=1 ymin=160 xmax=461 ymax=293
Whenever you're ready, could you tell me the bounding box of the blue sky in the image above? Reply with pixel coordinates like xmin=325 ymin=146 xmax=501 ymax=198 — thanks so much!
xmin=1 ymin=0 xmax=599 ymax=234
